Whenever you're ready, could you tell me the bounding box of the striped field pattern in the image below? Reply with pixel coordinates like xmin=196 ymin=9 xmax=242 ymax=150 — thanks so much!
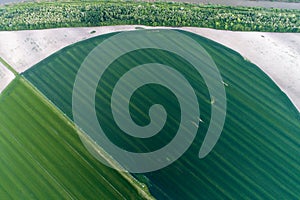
xmin=22 ymin=30 xmax=300 ymax=199
xmin=0 ymin=77 xmax=150 ymax=199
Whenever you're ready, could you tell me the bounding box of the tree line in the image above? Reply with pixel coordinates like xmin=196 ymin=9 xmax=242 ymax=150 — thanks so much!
xmin=0 ymin=1 xmax=299 ymax=32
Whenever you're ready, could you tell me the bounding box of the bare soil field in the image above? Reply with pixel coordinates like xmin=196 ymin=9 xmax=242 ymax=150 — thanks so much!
xmin=182 ymin=27 xmax=300 ymax=111
xmin=0 ymin=25 xmax=139 ymax=73
xmin=0 ymin=25 xmax=299 ymax=110
xmin=0 ymin=62 xmax=15 ymax=94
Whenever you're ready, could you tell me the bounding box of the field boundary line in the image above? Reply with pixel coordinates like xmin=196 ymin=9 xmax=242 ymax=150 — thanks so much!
xmin=20 ymin=76 xmax=155 ymax=200
xmin=0 ymin=57 xmax=18 ymax=76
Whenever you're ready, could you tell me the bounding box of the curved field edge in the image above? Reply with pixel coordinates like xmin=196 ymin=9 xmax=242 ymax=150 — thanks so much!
xmin=0 ymin=76 xmax=154 ymax=200
xmin=1 ymin=26 xmax=299 ymax=111
xmin=22 ymin=30 xmax=300 ymax=199
xmin=0 ymin=0 xmax=299 ymax=32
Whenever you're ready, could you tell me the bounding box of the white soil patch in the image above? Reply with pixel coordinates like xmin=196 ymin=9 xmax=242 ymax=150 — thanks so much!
xmin=0 ymin=62 xmax=15 ymax=94
xmin=0 ymin=25 xmax=299 ymax=111
xmin=182 ymin=27 xmax=300 ymax=111
xmin=0 ymin=25 xmax=139 ymax=73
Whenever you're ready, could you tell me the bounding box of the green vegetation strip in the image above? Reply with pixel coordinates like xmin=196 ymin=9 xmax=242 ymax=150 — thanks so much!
xmin=0 ymin=57 xmax=18 ymax=76
xmin=0 ymin=77 xmax=153 ymax=199
xmin=23 ymin=30 xmax=300 ymax=199
xmin=0 ymin=0 xmax=299 ymax=32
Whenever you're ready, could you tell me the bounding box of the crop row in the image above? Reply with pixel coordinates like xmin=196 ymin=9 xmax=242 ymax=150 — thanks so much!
xmin=0 ymin=1 xmax=299 ymax=32
xmin=0 ymin=77 xmax=148 ymax=199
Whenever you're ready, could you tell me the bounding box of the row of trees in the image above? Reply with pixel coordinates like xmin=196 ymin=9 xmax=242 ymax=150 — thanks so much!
xmin=0 ymin=1 xmax=299 ymax=32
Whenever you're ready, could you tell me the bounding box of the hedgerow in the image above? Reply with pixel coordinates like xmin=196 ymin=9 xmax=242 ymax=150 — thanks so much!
xmin=0 ymin=1 xmax=299 ymax=32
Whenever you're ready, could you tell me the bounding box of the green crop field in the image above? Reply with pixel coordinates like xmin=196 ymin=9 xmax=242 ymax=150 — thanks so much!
xmin=0 ymin=77 xmax=152 ymax=199
xmin=22 ymin=30 xmax=300 ymax=199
